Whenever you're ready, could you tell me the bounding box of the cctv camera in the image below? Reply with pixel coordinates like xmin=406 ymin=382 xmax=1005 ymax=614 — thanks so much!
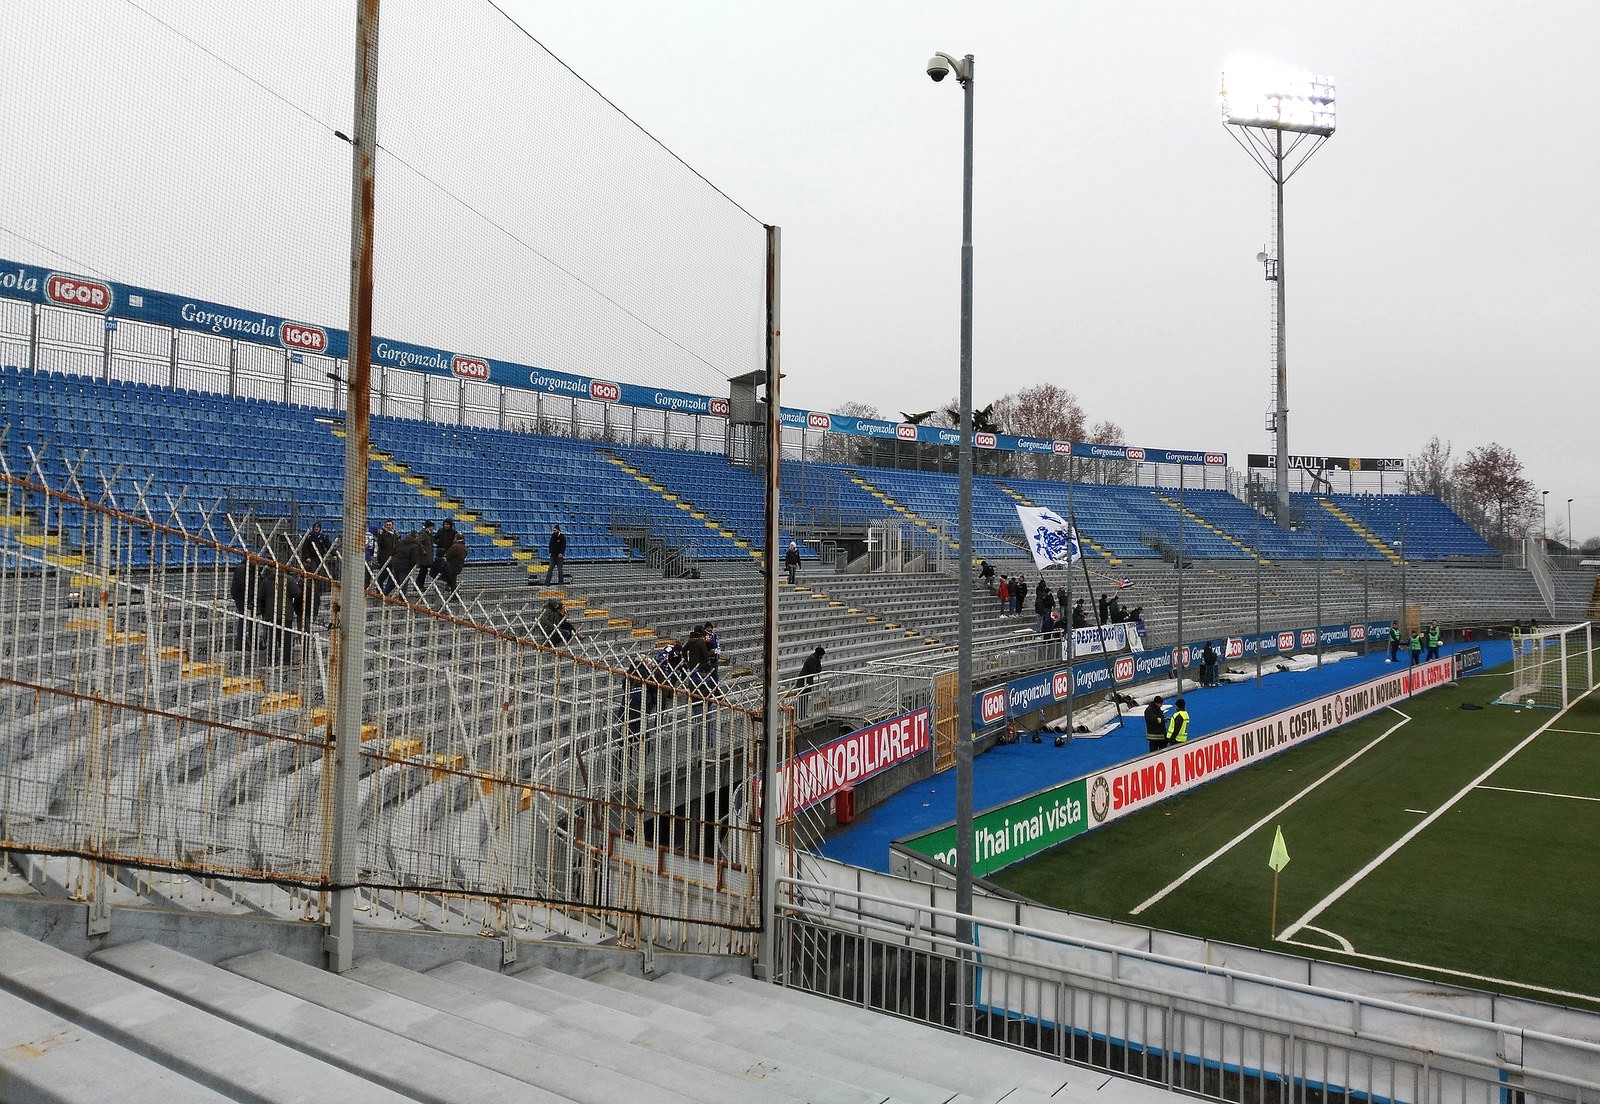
xmin=927 ymin=55 xmax=951 ymax=82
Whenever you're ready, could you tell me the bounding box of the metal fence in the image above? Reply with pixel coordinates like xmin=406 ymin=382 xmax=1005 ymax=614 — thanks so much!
xmin=0 ymin=446 xmax=773 ymax=953
xmin=775 ymin=871 xmax=1600 ymax=1104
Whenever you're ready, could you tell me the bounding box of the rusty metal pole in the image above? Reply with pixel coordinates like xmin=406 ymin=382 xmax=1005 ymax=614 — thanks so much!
xmin=326 ymin=0 xmax=380 ymax=974
xmin=757 ymin=225 xmax=782 ymax=979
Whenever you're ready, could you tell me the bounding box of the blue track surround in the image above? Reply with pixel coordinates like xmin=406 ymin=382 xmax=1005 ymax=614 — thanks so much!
xmin=820 ymin=640 xmax=1511 ymax=871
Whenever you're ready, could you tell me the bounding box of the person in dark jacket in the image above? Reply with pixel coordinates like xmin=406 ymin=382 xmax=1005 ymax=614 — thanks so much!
xmin=373 ymin=520 xmax=401 ymax=594
xmin=548 ymin=524 xmax=568 ymax=585
xmin=1034 ymin=579 xmax=1056 ymax=634
xmin=298 ymin=522 xmax=334 ymax=622
xmin=442 ymin=534 xmax=468 ymax=593
xmin=536 ymin=597 xmax=576 ymax=644
xmin=784 ymin=541 xmax=802 ymax=585
xmin=799 ymin=645 xmax=825 ymax=691
xmin=229 ymin=557 xmax=260 ymax=651
xmin=1143 ymin=696 xmax=1166 ymax=754
xmin=1012 ymin=578 xmax=1028 ymax=617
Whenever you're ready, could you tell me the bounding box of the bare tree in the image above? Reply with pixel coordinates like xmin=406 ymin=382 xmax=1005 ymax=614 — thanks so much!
xmin=995 ymin=383 xmax=1089 ymax=443
xmin=1453 ymin=442 xmax=1536 ymax=545
xmin=1408 ymin=435 xmax=1453 ymax=496
xmin=812 ymin=401 xmax=881 ymax=465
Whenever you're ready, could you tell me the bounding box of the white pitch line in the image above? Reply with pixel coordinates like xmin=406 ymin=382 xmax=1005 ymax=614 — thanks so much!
xmin=1279 ymin=683 xmax=1600 ymax=942
xmin=1478 ymin=784 xmax=1600 ymax=804
xmin=1130 ymin=708 xmax=1413 ymax=916
xmin=1300 ymin=924 xmax=1353 ymax=953
xmin=1277 ymin=936 xmax=1600 ymax=1007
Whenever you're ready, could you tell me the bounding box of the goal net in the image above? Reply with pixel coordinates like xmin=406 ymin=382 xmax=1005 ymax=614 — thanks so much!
xmin=1497 ymin=622 xmax=1596 ymax=710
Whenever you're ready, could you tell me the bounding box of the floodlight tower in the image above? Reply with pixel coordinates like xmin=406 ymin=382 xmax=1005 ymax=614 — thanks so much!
xmin=1221 ymin=60 xmax=1335 ymax=526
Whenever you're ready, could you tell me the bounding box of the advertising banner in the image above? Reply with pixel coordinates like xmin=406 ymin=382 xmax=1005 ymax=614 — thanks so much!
xmin=1084 ymin=657 xmax=1454 ymax=828
xmin=768 ymin=707 xmax=931 ymax=820
xmin=909 ymin=779 xmax=1089 ymax=879
xmin=3 ymin=258 xmax=1227 ymax=464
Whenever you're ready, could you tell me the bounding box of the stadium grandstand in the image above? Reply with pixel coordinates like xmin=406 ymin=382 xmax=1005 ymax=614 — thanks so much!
xmin=2 ymin=5 xmax=1598 ymax=1103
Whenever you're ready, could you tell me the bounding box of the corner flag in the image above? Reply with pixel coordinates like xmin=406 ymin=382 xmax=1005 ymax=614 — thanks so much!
xmin=1015 ymin=505 xmax=1080 ymax=570
xmin=1268 ymin=826 xmax=1290 ymax=872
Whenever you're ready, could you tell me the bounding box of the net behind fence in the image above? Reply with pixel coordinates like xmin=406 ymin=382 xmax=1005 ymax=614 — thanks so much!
xmin=0 ymin=448 xmax=770 ymax=951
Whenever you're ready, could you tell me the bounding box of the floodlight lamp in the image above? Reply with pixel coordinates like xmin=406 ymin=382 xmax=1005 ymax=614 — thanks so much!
xmin=1220 ymin=57 xmax=1336 ymax=136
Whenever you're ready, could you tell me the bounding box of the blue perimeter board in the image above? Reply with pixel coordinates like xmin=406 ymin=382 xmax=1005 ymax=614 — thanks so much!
xmin=819 ymin=640 xmax=1513 ymax=871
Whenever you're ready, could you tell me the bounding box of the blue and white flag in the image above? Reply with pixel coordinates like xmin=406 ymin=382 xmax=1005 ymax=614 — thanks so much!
xmin=1015 ymin=505 xmax=1081 ymax=570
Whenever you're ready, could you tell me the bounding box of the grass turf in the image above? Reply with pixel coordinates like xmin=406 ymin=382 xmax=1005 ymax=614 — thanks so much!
xmin=990 ymin=659 xmax=1600 ymax=1009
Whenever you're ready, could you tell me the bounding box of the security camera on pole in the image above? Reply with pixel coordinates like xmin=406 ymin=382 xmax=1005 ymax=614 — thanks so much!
xmin=926 ymin=47 xmax=976 ymax=954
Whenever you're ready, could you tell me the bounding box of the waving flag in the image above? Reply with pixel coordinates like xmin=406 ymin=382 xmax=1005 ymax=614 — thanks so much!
xmin=1015 ymin=505 xmax=1080 ymax=570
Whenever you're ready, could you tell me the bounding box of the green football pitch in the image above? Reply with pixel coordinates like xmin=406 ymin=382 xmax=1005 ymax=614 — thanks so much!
xmin=991 ymin=654 xmax=1600 ymax=1010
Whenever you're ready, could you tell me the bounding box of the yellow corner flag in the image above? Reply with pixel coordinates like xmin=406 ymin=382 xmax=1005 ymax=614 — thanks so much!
xmin=1268 ymin=826 xmax=1290 ymax=872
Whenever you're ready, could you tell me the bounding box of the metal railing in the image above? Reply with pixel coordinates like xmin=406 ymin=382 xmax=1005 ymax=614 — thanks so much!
xmin=775 ymin=873 xmax=1600 ymax=1104
xmin=0 ymin=446 xmax=770 ymax=953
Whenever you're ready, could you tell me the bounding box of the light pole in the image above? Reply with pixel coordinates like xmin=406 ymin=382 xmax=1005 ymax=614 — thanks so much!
xmin=1568 ymin=498 xmax=1574 ymax=549
xmin=1542 ymin=490 xmax=1549 ymax=543
xmin=1221 ymin=59 xmax=1335 ymax=526
xmin=927 ymin=48 xmax=976 ymax=945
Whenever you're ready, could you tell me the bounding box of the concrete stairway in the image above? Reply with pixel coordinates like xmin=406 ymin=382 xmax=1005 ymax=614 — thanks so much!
xmin=0 ymin=925 xmax=1182 ymax=1104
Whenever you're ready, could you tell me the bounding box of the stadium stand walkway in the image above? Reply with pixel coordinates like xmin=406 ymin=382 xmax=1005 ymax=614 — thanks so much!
xmin=0 ymin=917 xmax=1178 ymax=1104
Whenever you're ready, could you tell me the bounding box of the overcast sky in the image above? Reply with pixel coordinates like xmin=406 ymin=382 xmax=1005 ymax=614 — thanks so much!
xmin=4 ymin=2 xmax=1595 ymax=542
xmin=519 ymin=0 xmax=1598 ymax=542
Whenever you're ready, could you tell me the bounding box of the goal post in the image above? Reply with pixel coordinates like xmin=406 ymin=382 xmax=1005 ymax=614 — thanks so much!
xmin=1497 ymin=622 xmax=1596 ymax=710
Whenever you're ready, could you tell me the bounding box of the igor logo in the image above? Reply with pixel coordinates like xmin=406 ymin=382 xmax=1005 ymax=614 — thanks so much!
xmin=896 ymin=423 xmax=918 ymax=441
xmin=1126 ymin=447 xmax=1145 ymax=462
xmin=807 ymin=412 xmax=831 ymax=430
xmin=980 ymin=688 xmax=1007 ymax=724
xmin=975 ymin=432 xmax=997 ymax=449
xmin=708 ymin=398 xmax=729 ymax=417
xmin=1350 ymin=624 xmax=1366 ymax=642
xmin=1053 ymin=440 xmax=1072 ymax=455
xmin=46 ymin=274 xmax=112 ymax=312
xmin=1225 ymin=637 xmax=1244 ymax=659
xmin=1300 ymin=629 xmax=1316 ymax=647
xmin=589 ymin=380 xmax=621 ymax=402
xmin=451 ymin=356 xmax=490 ymax=381
xmin=280 ymin=322 xmax=327 ymax=353
xmin=1052 ymin=671 xmax=1073 ymax=699
xmin=1277 ymin=631 xmax=1294 ymax=651
xmin=1113 ymin=656 xmax=1135 ymax=682
xmin=1205 ymin=452 xmax=1226 ymax=465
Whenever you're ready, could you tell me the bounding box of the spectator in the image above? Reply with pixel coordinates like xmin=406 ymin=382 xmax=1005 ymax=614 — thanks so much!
xmin=228 ymin=556 xmax=260 ymax=651
xmin=997 ymin=574 xmax=1010 ymax=614
xmin=799 ymin=645 xmax=825 ymax=691
xmin=1107 ymin=593 xmax=1122 ymax=624
xmin=702 ymin=621 xmax=723 ymax=673
xmin=374 ymin=520 xmax=401 ymax=595
xmin=784 ymin=541 xmax=802 ymax=585
xmin=1071 ymin=599 xmax=1088 ymax=628
xmin=425 ymin=518 xmax=457 ymax=586
xmin=1098 ymin=593 xmax=1109 ymax=625
xmin=536 ymin=597 xmax=577 ymax=644
xmin=1201 ymin=641 xmax=1219 ymax=687
xmin=298 ymin=522 xmax=334 ymax=622
xmin=1143 ymin=696 xmax=1166 ymax=754
xmin=621 ymin=653 xmax=669 ymax=736
xmin=1128 ymin=606 xmax=1144 ymax=625
xmin=980 ymin=560 xmax=995 ymax=592
xmin=413 ymin=521 xmax=437 ymax=589
xmin=685 ymin=625 xmax=717 ymax=692
xmin=442 ymin=533 xmax=468 ymax=593
xmin=1012 ymin=577 xmax=1028 ymax=618
xmin=1033 ymin=578 xmax=1056 ymax=634
xmin=548 ymin=524 xmax=568 ymax=585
